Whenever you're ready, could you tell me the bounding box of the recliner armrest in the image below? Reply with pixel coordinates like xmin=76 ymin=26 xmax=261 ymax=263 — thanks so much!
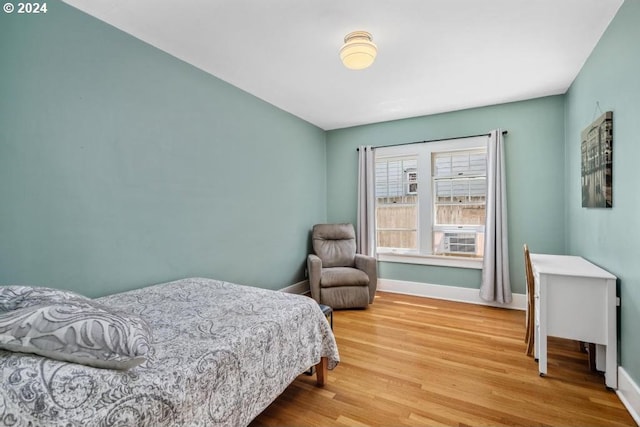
xmin=307 ymin=254 xmax=323 ymax=303
xmin=355 ymin=254 xmax=378 ymax=304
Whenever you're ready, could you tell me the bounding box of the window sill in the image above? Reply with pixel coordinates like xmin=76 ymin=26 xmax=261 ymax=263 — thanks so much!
xmin=377 ymin=252 xmax=483 ymax=269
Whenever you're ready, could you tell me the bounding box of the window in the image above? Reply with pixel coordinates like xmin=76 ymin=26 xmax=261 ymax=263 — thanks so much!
xmin=432 ymin=150 xmax=486 ymax=257
xmin=375 ymin=157 xmax=418 ymax=251
xmin=374 ymin=136 xmax=488 ymax=266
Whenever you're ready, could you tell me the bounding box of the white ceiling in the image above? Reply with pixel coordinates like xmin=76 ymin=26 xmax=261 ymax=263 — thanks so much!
xmin=62 ymin=0 xmax=623 ymax=130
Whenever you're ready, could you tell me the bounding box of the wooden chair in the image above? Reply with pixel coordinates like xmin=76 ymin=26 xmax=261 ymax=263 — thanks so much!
xmin=523 ymin=244 xmax=535 ymax=357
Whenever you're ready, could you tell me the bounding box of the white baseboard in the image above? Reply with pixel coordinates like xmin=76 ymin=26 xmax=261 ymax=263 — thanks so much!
xmin=283 ymin=278 xmax=526 ymax=309
xmin=378 ymin=278 xmax=526 ymax=310
xmin=280 ymin=280 xmax=309 ymax=295
xmin=617 ymin=367 xmax=640 ymax=426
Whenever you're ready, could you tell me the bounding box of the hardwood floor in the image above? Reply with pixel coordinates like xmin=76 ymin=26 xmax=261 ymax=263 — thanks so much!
xmin=251 ymin=291 xmax=635 ymax=426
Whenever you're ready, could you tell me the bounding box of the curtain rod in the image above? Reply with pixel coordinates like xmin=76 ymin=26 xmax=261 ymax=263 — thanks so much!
xmin=355 ymin=130 xmax=508 ymax=151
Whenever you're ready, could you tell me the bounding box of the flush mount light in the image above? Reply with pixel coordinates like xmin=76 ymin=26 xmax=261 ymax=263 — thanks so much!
xmin=340 ymin=31 xmax=377 ymax=70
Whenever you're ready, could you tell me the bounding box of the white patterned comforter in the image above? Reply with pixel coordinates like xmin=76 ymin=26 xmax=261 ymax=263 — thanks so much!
xmin=0 ymin=277 xmax=340 ymax=426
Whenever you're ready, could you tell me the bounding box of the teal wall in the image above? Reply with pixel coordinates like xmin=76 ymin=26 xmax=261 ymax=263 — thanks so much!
xmin=326 ymin=96 xmax=566 ymax=294
xmin=564 ymin=0 xmax=640 ymax=387
xmin=0 ymin=1 xmax=326 ymax=297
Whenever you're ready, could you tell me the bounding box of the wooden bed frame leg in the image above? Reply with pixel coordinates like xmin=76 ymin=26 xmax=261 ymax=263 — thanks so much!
xmin=315 ymin=357 xmax=328 ymax=386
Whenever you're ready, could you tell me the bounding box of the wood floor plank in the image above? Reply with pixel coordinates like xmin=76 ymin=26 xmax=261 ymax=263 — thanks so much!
xmin=251 ymin=292 xmax=635 ymax=426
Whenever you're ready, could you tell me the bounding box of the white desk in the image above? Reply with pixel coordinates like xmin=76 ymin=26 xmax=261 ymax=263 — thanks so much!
xmin=530 ymin=253 xmax=618 ymax=388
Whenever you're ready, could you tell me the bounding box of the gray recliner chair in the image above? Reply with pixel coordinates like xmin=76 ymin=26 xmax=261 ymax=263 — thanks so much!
xmin=307 ymin=223 xmax=377 ymax=309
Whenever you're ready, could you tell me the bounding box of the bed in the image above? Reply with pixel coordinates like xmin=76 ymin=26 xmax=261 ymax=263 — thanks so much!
xmin=0 ymin=277 xmax=340 ymax=426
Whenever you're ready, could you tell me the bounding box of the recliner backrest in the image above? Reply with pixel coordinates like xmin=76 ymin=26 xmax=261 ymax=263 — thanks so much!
xmin=312 ymin=223 xmax=356 ymax=268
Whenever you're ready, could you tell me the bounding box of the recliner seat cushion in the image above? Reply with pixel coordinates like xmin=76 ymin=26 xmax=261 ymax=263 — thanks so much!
xmin=320 ymin=267 xmax=370 ymax=288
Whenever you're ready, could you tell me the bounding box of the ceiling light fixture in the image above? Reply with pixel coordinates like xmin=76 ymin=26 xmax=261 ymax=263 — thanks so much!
xmin=340 ymin=31 xmax=377 ymax=70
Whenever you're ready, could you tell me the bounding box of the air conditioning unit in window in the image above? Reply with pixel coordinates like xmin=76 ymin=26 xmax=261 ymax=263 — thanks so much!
xmin=442 ymin=231 xmax=477 ymax=255
xmin=405 ymin=169 xmax=417 ymax=195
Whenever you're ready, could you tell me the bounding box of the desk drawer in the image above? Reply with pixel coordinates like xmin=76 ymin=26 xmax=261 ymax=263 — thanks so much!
xmin=544 ymin=274 xmax=607 ymax=343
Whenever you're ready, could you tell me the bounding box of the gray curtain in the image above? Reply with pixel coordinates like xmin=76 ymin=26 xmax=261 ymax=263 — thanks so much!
xmin=357 ymin=146 xmax=376 ymax=256
xmin=480 ymin=130 xmax=512 ymax=303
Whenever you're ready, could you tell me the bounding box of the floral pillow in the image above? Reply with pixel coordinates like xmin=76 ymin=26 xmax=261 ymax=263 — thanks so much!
xmin=0 ymin=285 xmax=89 ymax=312
xmin=0 ymin=299 xmax=152 ymax=370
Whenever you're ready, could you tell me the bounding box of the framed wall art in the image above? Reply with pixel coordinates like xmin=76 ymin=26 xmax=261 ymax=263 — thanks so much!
xmin=581 ymin=111 xmax=613 ymax=208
